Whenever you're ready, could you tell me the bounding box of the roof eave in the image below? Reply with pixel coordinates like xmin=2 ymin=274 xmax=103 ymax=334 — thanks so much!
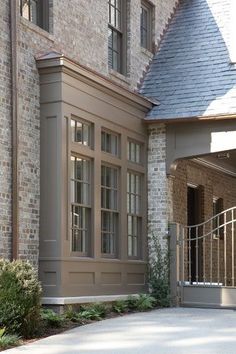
xmin=144 ymin=113 xmax=236 ymax=124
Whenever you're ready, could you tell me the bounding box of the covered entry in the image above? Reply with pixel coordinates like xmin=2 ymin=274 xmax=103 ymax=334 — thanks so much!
xmin=168 ymin=119 xmax=236 ymax=308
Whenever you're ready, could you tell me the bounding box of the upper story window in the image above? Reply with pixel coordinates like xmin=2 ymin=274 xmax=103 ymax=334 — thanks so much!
xmin=140 ymin=1 xmax=153 ymax=51
xmin=71 ymin=118 xmax=92 ymax=148
xmin=101 ymin=130 xmax=119 ymax=156
xmin=127 ymin=140 xmax=142 ymax=164
xmin=20 ymin=0 xmax=49 ymax=31
xmin=108 ymin=0 xmax=126 ymax=74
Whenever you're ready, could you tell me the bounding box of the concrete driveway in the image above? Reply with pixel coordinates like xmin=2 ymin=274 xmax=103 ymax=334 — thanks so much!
xmin=4 ymin=307 xmax=236 ymax=354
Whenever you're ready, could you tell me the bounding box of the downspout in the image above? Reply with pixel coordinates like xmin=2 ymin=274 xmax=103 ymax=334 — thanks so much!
xmin=10 ymin=0 xmax=19 ymax=260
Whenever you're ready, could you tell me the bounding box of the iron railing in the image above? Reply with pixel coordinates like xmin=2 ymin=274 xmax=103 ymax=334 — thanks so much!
xmin=181 ymin=206 xmax=236 ymax=287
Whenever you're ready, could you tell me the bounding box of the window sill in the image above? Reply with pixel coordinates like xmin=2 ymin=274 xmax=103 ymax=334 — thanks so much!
xmin=20 ymin=17 xmax=54 ymax=43
xmin=141 ymin=46 xmax=154 ymax=59
xmin=109 ymin=69 xmax=131 ymax=86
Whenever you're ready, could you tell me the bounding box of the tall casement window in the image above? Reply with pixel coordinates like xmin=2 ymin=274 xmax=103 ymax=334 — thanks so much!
xmin=140 ymin=1 xmax=153 ymax=51
xmin=108 ymin=0 xmax=126 ymax=74
xmin=101 ymin=165 xmax=118 ymax=257
xmin=19 ymin=0 xmax=49 ymax=31
xmin=127 ymin=172 xmax=142 ymax=257
xmin=71 ymin=156 xmax=91 ymax=255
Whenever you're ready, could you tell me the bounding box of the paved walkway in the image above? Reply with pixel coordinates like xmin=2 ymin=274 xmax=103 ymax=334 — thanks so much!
xmin=4 ymin=307 xmax=236 ymax=354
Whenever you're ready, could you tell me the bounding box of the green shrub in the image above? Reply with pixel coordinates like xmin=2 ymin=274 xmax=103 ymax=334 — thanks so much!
xmin=149 ymin=234 xmax=171 ymax=307
xmin=0 ymin=328 xmax=21 ymax=349
xmin=0 ymin=259 xmax=42 ymax=337
xmin=40 ymin=309 xmax=65 ymax=328
xmin=112 ymin=300 xmax=128 ymax=314
xmin=135 ymin=294 xmax=156 ymax=311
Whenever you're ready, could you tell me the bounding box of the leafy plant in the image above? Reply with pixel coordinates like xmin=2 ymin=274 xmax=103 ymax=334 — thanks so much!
xmin=149 ymin=233 xmax=171 ymax=307
xmin=64 ymin=306 xmax=79 ymax=322
xmin=112 ymin=300 xmax=128 ymax=314
xmin=89 ymin=303 xmax=108 ymax=318
xmin=0 ymin=328 xmax=21 ymax=349
xmin=0 ymin=259 xmax=42 ymax=337
xmin=135 ymin=294 xmax=156 ymax=311
xmin=40 ymin=309 xmax=65 ymax=328
xmin=127 ymin=296 xmax=138 ymax=311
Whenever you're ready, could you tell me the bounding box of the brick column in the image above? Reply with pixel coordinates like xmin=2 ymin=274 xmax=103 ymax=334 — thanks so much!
xmin=147 ymin=124 xmax=169 ymax=263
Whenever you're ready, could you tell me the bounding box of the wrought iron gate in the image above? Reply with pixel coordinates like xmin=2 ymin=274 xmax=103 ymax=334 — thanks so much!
xmin=170 ymin=207 xmax=236 ymax=308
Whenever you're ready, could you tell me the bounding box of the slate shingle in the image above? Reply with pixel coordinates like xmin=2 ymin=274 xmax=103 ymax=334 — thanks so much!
xmin=140 ymin=0 xmax=236 ymax=120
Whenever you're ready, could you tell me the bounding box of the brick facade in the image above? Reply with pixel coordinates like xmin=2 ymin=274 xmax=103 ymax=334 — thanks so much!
xmin=0 ymin=1 xmax=12 ymax=259
xmin=147 ymin=124 xmax=169 ymax=265
xmin=173 ymin=160 xmax=236 ymax=226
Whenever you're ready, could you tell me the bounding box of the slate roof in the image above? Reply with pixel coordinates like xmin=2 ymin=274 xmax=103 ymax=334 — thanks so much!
xmin=140 ymin=0 xmax=236 ymax=120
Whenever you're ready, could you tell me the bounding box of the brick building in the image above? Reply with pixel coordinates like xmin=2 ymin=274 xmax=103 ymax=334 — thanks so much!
xmin=1 ymin=0 xmax=236 ymax=306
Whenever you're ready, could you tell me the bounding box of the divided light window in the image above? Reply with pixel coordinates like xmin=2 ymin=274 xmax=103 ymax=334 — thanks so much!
xmin=127 ymin=140 xmax=142 ymax=164
xmin=127 ymin=172 xmax=142 ymax=257
xmin=108 ymin=0 xmax=125 ymax=74
xmin=140 ymin=1 xmax=153 ymax=51
xmin=71 ymin=156 xmax=91 ymax=255
xmin=101 ymin=130 xmax=119 ymax=156
xmin=20 ymin=0 xmax=49 ymax=31
xmin=101 ymin=165 xmax=118 ymax=257
xmin=71 ymin=118 xmax=91 ymax=147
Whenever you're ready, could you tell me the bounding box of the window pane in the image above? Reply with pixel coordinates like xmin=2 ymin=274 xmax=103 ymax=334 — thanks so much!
xmin=128 ymin=141 xmax=142 ymax=164
xmin=110 ymin=5 xmax=115 ymax=26
xmin=75 ymin=158 xmax=82 ymax=180
xmin=113 ymin=51 xmax=118 ymax=72
xmin=71 ymin=118 xmax=91 ymax=147
xmin=30 ymin=0 xmax=38 ymax=25
xmin=101 ymin=211 xmax=117 ymax=255
xmin=71 ymin=205 xmax=90 ymax=253
xmin=71 ymin=158 xmax=91 ymax=205
xmin=127 ymin=172 xmax=142 ymax=257
xmin=128 ymin=235 xmax=133 ymax=257
xmin=136 ymin=144 xmax=141 ymax=163
xmin=131 ymin=143 xmax=135 ymax=161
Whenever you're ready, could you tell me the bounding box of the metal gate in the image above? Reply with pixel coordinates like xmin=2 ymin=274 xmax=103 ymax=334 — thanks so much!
xmin=170 ymin=207 xmax=236 ymax=308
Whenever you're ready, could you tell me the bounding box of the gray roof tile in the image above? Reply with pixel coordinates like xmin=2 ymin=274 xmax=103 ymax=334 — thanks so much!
xmin=140 ymin=0 xmax=236 ymax=120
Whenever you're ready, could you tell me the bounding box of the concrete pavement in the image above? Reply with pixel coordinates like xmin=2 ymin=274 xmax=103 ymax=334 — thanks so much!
xmin=4 ymin=307 xmax=236 ymax=354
